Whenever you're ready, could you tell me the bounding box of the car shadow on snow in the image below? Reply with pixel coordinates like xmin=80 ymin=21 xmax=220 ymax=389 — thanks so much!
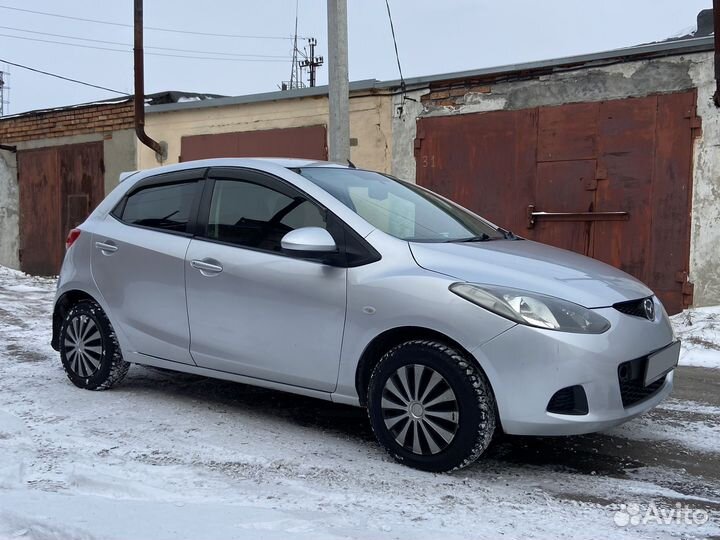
xmin=123 ymin=365 xmax=376 ymax=442
xmin=120 ymin=365 xmax=719 ymax=495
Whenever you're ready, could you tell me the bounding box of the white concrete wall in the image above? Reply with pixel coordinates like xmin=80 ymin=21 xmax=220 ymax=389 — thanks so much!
xmin=0 ymin=149 xmax=19 ymax=270
xmin=688 ymin=54 xmax=720 ymax=308
xmin=391 ymin=89 xmax=428 ymax=182
xmin=103 ymin=129 xmax=137 ymax=194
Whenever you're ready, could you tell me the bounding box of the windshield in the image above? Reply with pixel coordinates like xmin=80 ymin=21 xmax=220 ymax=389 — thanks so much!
xmin=297 ymin=168 xmax=505 ymax=242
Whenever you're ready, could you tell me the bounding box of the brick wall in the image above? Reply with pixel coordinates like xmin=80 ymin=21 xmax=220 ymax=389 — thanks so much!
xmin=421 ymin=84 xmax=492 ymax=108
xmin=0 ymin=101 xmax=134 ymax=144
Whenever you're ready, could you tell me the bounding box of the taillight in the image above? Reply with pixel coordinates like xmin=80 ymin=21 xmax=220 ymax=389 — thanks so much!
xmin=66 ymin=229 xmax=81 ymax=250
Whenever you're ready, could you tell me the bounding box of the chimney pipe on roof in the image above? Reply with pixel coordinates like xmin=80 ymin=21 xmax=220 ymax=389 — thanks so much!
xmin=134 ymin=0 xmax=164 ymax=157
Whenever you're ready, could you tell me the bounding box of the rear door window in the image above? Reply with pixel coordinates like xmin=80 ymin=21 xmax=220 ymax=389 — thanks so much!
xmin=120 ymin=182 xmax=198 ymax=233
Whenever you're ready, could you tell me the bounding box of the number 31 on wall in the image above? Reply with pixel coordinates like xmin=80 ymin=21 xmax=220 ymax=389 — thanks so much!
xmin=421 ymin=155 xmax=437 ymax=168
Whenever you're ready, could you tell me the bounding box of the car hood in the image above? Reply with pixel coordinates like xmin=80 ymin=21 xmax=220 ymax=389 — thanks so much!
xmin=409 ymin=239 xmax=652 ymax=308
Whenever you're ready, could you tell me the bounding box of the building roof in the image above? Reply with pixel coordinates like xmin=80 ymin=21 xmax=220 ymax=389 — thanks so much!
xmin=0 ymin=91 xmax=224 ymax=122
xmin=3 ymin=34 xmax=714 ymax=121
xmin=147 ymin=35 xmax=715 ymax=115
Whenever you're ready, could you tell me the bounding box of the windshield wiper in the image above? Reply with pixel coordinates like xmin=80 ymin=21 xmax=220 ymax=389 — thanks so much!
xmin=497 ymin=227 xmax=518 ymax=240
xmin=450 ymin=233 xmax=492 ymax=243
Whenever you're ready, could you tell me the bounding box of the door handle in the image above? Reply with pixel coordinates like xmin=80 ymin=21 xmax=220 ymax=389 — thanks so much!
xmin=95 ymin=241 xmax=118 ymax=254
xmin=526 ymin=205 xmax=629 ymax=229
xmin=190 ymin=259 xmax=223 ymax=275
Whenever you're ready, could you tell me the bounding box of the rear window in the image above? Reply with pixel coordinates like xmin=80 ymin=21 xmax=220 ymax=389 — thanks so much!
xmin=119 ymin=182 xmax=197 ymax=233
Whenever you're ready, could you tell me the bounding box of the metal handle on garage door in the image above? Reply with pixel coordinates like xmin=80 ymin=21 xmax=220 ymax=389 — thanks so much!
xmin=526 ymin=205 xmax=629 ymax=229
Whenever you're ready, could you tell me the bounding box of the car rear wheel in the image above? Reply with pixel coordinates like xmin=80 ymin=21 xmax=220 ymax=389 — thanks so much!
xmin=367 ymin=340 xmax=496 ymax=472
xmin=59 ymin=300 xmax=130 ymax=390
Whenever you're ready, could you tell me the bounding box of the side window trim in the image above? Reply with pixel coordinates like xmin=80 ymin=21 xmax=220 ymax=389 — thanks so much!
xmin=198 ymin=168 xmax=338 ymax=263
xmin=196 ymin=167 xmax=380 ymax=267
xmin=121 ymin=167 xmax=209 ymax=200
xmin=207 ymin=167 xmax=317 ymax=203
xmin=111 ymin=168 xmax=208 ymax=237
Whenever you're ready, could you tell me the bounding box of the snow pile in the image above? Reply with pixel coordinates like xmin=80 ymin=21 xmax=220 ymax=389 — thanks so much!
xmin=671 ymin=306 xmax=720 ymax=369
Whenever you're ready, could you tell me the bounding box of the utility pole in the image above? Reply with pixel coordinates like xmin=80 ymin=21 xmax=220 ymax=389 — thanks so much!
xmin=300 ymin=38 xmax=323 ymax=88
xmin=327 ymin=0 xmax=350 ymax=163
xmin=0 ymin=70 xmax=8 ymax=116
xmin=714 ymin=0 xmax=720 ymax=106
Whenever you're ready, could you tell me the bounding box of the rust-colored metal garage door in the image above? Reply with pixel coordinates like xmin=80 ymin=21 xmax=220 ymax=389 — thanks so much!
xmin=180 ymin=125 xmax=327 ymax=162
xmin=415 ymin=91 xmax=700 ymax=314
xmin=17 ymin=142 xmax=105 ymax=275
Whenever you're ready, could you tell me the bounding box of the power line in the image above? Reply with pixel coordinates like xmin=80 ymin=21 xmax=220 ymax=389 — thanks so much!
xmin=0 ymin=4 xmax=300 ymax=41
xmin=0 ymin=57 xmax=128 ymax=95
xmin=0 ymin=25 xmax=292 ymax=59
xmin=384 ymin=0 xmax=409 ymax=116
xmin=0 ymin=33 xmax=290 ymax=62
xmin=384 ymin=0 xmax=406 ymax=91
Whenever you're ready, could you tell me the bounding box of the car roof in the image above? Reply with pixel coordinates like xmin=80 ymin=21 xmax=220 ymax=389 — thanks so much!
xmin=119 ymin=157 xmax=349 ymax=182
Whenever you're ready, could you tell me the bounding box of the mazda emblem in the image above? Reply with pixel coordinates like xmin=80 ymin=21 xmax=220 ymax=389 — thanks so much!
xmin=643 ymin=298 xmax=655 ymax=321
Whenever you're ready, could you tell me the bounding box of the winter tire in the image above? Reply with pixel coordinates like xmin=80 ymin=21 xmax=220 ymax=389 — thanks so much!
xmin=367 ymin=340 xmax=496 ymax=472
xmin=59 ymin=300 xmax=130 ymax=390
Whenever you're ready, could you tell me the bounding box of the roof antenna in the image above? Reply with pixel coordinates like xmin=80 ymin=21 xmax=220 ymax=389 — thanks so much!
xmin=347 ymin=159 xmax=357 ymax=168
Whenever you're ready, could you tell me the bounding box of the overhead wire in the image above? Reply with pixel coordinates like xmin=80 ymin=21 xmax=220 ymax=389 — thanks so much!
xmin=0 ymin=25 xmax=292 ymax=59
xmin=0 ymin=3 xmax=311 ymax=107
xmin=384 ymin=0 xmax=410 ymax=115
xmin=0 ymin=4 xmax=302 ymax=41
xmin=384 ymin=0 xmax=405 ymax=90
xmin=0 ymin=57 xmax=129 ymax=95
xmin=0 ymin=33 xmax=290 ymax=62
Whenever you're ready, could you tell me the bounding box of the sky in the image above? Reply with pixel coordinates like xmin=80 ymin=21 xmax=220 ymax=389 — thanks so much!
xmin=0 ymin=0 xmax=713 ymax=115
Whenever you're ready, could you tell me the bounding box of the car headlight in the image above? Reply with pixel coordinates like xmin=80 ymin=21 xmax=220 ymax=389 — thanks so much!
xmin=449 ymin=283 xmax=610 ymax=334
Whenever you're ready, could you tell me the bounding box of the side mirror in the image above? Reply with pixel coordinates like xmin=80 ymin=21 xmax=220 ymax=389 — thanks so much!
xmin=281 ymin=227 xmax=337 ymax=255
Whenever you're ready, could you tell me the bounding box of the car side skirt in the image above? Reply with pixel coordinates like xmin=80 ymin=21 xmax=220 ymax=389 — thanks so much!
xmin=128 ymin=352 xmax=336 ymax=403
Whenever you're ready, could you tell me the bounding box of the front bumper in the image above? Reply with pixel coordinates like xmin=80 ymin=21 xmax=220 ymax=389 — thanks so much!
xmin=473 ymin=300 xmax=676 ymax=436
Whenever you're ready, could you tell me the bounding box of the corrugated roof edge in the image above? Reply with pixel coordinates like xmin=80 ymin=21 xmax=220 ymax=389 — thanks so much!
xmin=147 ymin=79 xmax=381 ymax=114
xmin=147 ymin=35 xmax=714 ymax=115
xmin=385 ymin=35 xmax=714 ymax=89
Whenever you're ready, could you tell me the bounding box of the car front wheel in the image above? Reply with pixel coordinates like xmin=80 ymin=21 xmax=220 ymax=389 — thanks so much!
xmin=367 ymin=340 xmax=496 ymax=472
xmin=59 ymin=300 xmax=130 ymax=390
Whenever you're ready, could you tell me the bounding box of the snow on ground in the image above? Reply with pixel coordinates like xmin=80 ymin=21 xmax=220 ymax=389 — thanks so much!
xmin=0 ymin=265 xmax=719 ymax=539
xmin=607 ymin=398 xmax=720 ymax=455
xmin=671 ymin=306 xmax=720 ymax=369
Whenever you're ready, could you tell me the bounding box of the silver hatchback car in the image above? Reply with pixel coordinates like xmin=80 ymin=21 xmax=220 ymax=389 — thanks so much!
xmin=52 ymin=158 xmax=679 ymax=471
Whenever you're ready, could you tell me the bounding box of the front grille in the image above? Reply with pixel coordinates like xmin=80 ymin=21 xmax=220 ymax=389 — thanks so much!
xmin=547 ymin=385 xmax=589 ymax=415
xmin=617 ymin=357 xmax=667 ymax=407
xmin=614 ymin=297 xmax=654 ymax=320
